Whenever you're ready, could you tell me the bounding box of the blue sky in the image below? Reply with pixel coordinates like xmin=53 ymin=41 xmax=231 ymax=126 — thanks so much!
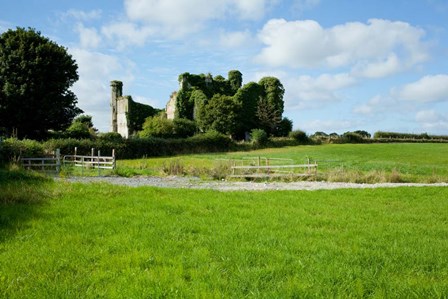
xmin=1 ymin=0 xmax=448 ymax=135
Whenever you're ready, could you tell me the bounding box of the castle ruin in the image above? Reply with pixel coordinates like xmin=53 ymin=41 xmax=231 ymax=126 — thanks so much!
xmin=110 ymin=80 xmax=158 ymax=138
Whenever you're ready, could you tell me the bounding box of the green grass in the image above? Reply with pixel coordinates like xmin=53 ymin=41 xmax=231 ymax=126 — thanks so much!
xmin=117 ymin=143 xmax=448 ymax=183
xmin=1 ymin=172 xmax=447 ymax=297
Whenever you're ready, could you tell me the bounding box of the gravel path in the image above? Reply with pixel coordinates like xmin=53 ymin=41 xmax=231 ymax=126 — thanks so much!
xmin=59 ymin=176 xmax=448 ymax=191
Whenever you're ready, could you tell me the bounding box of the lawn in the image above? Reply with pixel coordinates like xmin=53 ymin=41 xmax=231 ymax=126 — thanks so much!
xmin=1 ymin=172 xmax=447 ymax=297
xmin=117 ymin=143 xmax=448 ymax=183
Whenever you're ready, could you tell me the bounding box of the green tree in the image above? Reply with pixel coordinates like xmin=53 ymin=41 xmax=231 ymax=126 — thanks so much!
xmin=139 ymin=114 xmax=175 ymax=138
xmin=65 ymin=115 xmax=95 ymax=139
xmin=228 ymin=70 xmax=242 ymax=94
xmin=233 ymin=82 xmax=263 ymax=136
xmin=258 ymin=77 xmax=285 ymax=115
xmin=197 ymin=94 xmax=241 ymax=136
xmin=256 ymin=98 xmax=282 ymax=135
xmin=0 ymin=27 xmax=82 ymax=139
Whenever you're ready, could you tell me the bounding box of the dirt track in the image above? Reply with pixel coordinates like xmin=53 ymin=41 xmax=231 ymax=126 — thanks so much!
xmin=59 ymin=176 xmax=448 ymax=191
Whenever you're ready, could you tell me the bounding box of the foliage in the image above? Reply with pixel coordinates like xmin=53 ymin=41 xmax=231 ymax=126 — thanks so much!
xmin=127 ymin=97 xmax=159 ymax=134
xmin=258 ymin=76 xmax=285 ymax=115
xmin=174 ymin=70 xmax=286 ymax=138
xmin=65 ymin=115 xmax=96 ymax=139
xmin=196 ymin=94 xmax=241 ymax=135
xmin=289 ymin=130 xmax=309 ymax=143
xmin=341 ymin=132 xmax=368 ymax=143
xmin=139 ymin=115 xmax=175 ymax=138
xmin=250 ymin=129 xmax=268 ymax=147
xmin=274 ymin=117 xmax=293 ymax=137
xmin=175 ymin=88 xmax=194 ymax=120
xmin=0 ymin=138 xmax=45 ymax=162
xmin=173 ymin=118 xmax=197 ymax=138
xmin=374 ymin=131 xmax=448 ymax=141
xmin=228 ymin=70 xmax=242 ymax=94
xmin=0 ymin=27 xmax=82 ymax=139
xmin=256 ymin=98 xmax=282 ymax=135
xmin=233 ymin=82 xmax=263 ymax=136
xmin=97 ymin=132 xmax=123 ymax=142
xmin=353 ymin=130 xmax=371 ymax=139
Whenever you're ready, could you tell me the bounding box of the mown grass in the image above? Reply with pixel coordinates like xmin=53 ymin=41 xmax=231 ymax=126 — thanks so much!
xmin=117 ymin=143 xmax=448 ymax=183
xmin=1 ymin=173 xmax=447 ymax=297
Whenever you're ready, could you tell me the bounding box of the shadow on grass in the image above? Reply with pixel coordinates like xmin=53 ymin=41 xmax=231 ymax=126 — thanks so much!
xmin=0 ymin=169 xmax=52 ymax=242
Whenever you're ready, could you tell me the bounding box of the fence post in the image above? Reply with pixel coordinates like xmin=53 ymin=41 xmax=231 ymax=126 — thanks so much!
xmin=56 ymin=148 xmax=61 ymax=173
xmin=98 ymin=150 xmax=101 ymax=176
xmin=112 ymin=149 xmax=116 ymax=170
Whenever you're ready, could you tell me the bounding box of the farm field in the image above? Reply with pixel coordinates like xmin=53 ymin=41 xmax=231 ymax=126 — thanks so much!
xmin=1 ymin=171 xmax=447 ymax=298
xmin=117 ymin=143 xmax=448 ymax=183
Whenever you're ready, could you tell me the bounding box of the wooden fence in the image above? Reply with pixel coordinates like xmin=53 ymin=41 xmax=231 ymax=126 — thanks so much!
xmin=20 ymin=148 xmax=115 ymax=175
xmin=21 ymin=149 xmax=61 ymax=173
xmin=228 ymin=157 xmax=317 ymax=179
xmin=62 ymin=147 xmax=116 ymax=176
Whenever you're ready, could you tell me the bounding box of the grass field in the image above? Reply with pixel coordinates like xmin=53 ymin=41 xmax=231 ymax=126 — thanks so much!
xmin=117 ymin=143 xmax=448 ymax=183
xmin=1 ymin=170 xmax=447 ymax=297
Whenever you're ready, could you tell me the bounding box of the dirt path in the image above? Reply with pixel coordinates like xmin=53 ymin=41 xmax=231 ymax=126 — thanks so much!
xmin=59 ymin=176 xmax=448 ymax=191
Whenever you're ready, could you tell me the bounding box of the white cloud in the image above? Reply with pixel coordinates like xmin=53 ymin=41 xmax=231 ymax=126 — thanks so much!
xmin=234 ymin=0 xmax=275 ymax=20
xmin=397 ymin=74 xmax=448 ymax=103
xmin=101 ymin=22 xmax=154 ymax=49
xmin=416 ymin=110 xmax=448 ymax=131
xmin=255 ymin=18 xmax=428 ymax=77
xmin=352 ymin=53 xmax=400 ymax=78
xmin=285 ymin=73 xmax=356 ymax=107
xmin=353 ymin=95 xmax=394 ymax=115
xmin=63 ymin=9 xmax=102 ymax=21
xmin=219 ymin=30 xmax=253 ymax=48
xmin=299 ymin=119 xmax=355 ymax=133
xmin=76 ymin=24 xmax=101 ymax=49
xmin=123 ymin=0 xmax=275 ymax=37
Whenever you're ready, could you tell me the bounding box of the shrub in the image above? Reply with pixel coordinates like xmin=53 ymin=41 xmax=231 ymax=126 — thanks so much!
xmin=97 ymin=132 xmax=123 ymax=142
xmin=139 ymin=116 xmax=175 ymax=138
xmin=250 ymin=129 xmax=268 ymax=147
xmin=341 ymin=132 xmax=365 ymax=143
xmin=275 ymin=117 xmax=293 ymax=137
xmin=289 ymin=130 xmax=309 ymax=143
xmin=173 ymin=118 xmax=197 ymax=138
xmin=0 ymin=138 xmax=45 ymax=163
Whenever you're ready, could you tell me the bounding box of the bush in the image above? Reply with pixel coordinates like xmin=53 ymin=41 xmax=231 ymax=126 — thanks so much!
xmin=341 ymin=132 xmax=365 ymax=143
xmin=173 ymin=118 xmax=197 ymax=138
xmin=139 ymin=116 xmax=175 ymax=138
xmin=0 ymin=138 xmax=45 ymax=163
xmin=275 ymin=117 xmax=293 ymax=137
xmin=97 ymin=132 xmax=123 ymax=142
xmin=250 ymin=129 xmax=268 ymax=147
xmin=289 ymin=130 xmax=309 ymax=143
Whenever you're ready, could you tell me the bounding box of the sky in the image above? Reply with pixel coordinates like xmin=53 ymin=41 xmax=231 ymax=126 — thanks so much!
xmin=1 ymin=0 xmax=448 ymax=135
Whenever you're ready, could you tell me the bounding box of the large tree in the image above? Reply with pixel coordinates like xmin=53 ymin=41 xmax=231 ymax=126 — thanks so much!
xmin=0 ymin=27 xmax=82 ymax=139
xmin=196 ymin=94 xmax=241 ymax=136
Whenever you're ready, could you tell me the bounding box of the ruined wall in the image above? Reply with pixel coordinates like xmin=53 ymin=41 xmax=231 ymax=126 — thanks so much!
xmin=166 ymin=91 xmax=177 ymax=120
xmin=111 ymin=80 xmax=158 ymax=138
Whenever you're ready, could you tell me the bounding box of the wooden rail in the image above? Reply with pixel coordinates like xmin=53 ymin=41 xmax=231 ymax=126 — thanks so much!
xmin=21 ymin=149 xmax=61 ymax=173
xmin=63 ymin=148 xmax=116 ymax=176
xmin=227 ymin=157 xmax=317 ymax=178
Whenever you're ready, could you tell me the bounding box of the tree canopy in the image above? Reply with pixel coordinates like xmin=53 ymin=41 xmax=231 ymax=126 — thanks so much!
xmin=173 ymin=70 xmax=290 ymax=138
xmin=0 ymin=27 xmax=82 ymax=139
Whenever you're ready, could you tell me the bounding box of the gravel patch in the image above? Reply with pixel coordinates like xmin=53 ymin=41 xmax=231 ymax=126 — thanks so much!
xmin=58 ymin=176 xmax=448 ymax=191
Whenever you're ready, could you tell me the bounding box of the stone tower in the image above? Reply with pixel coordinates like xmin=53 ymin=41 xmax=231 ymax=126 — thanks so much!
xmin=110 ymin=80 xmax=123 ymax=133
